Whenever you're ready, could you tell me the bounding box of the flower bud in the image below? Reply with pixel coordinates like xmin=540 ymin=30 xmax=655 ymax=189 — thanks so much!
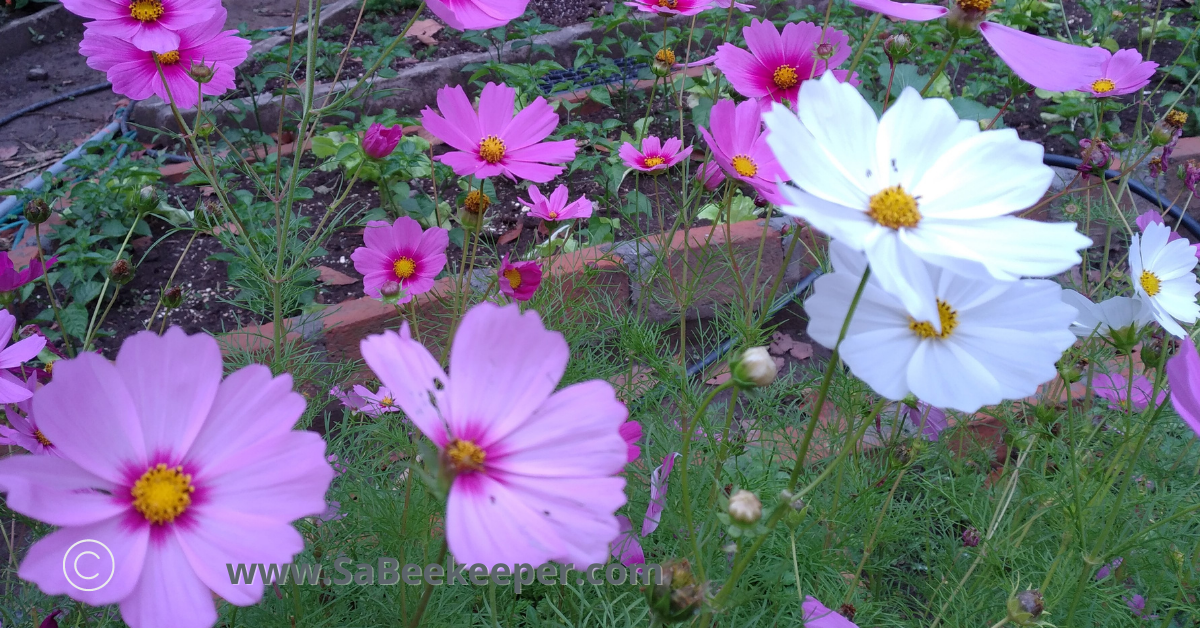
xmin=39 ymin=610 xmax=64 ymax=628
xmin=109 ymin=259 xmax=135 ymax=285
xmin=883 ymin=34 xmax=914 ymax=62
xmin=730 ymin=346 xmax=776 ymax=389
xmin=962 ymin=526 xmax=980 ymax=547
xmin=753 ymin=194 xmax=770 ymax=208
xmin=25 ymin=198 xmax=52 ymax=224
xmin=646 ymin=559 xmax=703 ymax=624
xmin=652 ymin=48 xmax=676 ymax=77
xmin=815 ymin=42 xmax=836 ymax=60
xmin=130 ymin=185 xmax=159 ymax=214
xmin=1006 ymin=589 xmax=1045 ymax=626
xmin=362 ymin=123 xmax=404 ymax=160
xmin=459 ymin=190 xmax=490 ymax=231
xmin=378 ymin=280 xmax=406 ymax=305
xmin=195 ymin=122 xmax=215 ymax=139
xmin=160 ymin=285 xmax=183 ymax=309
xmin=727 ymin=489 xmax=762 ymax=525
xmin=1150 ymin=120 xmax=1178 ymax=146
xmin=188 ymin=61 xmax=215 ymax=84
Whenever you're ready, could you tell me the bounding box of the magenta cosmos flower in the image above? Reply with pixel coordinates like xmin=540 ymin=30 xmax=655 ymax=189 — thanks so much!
xmin=1080 ymin=48 xmax=1157 ymax=96
xmin=620 ymin=420 xmax=642 ymax=462
xmin=1094 ymin=372 xmax=1165 ymax=411
xmin=1167 ymin=337 xmax=1200 ymax=439
xmin=80 ymin=9 xmax=249 ymax=110
xmin=421 ymin=83 xmax=577 ymax=183
xmin=0 ymin=376 xmax=50 ymax=455
xmin=698 ymin=98 xmax=789 ymax=204
xmin=427 ymin=0 xmax=530 ymax=31
xmin=62 ymin=0 xmax=221 ymax=54
xmin=0 ymin=328 xmax=333 ymax=628
xmin=715 ymin=20 xmax=852 ymax=111
xmin=848 ymin=0 xmax=1109 ymax=93
xmin=350 ymin=217 xmax=449 ymax=302
xmin=498 ymin=254 xmax=543 ymax=302
xmin=619 ymin=136 xmax=693 ymax=174
xmin=363 ymin=124 xmax=404 ymax=159
xmin=625 ymin=0 xmax=713 ymax=15
xmin=0 ymin=252 xmax=55 ymax=292
xmin=523 ymin=184 xmax=592 ymax=222
xmin=361 ymin=303 xmax=628 ymax=567
xmin=0 ymin=311 xmax=46 ymax=404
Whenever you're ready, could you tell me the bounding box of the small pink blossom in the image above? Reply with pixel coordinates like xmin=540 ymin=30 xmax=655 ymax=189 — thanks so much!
xmin=802 ymin=596 xmax=860 ymax=627
xmin=1093 ymin=372 xmax=1165 ymax=411
xmin=0 ymin=311 xmax=45 ymax=405
xmin=698 ymin=99 xmax=789 ymax=205
xmin=618 ymin=136 xmax=692 ymax=173
xmin=350 ymin=217 xmax=449 ymax=302
xmin=1136 ymin=211 xmax=1200 ymax=260
xmin=330 ymin=384 xmax=401 ymax=418
xmin=619 ymin=420 xmax=642 ymax=463
xmin=903 ymin=402 xmax=949 ymax=441
xmin=1095 ymin=556 xmax=1123 ymax=580
xmin=421 ymin=83 xmax=576 ymax=183
xmin=62 ymin=0 xmax=221 ymax=53
xmin=426 ymin=0 xmax=530 ymax=31
xmin=642 ymin=452 xmax=680 ymax=536
xmin=1080 ymin=48 xmax=1158 ymax=97
xmin=610 ymin=515 xmax=645 ymax=566
xmin=0 ymin=252 xmax=55 ymax=293
xmin=715 ymin=20 xmax=851 ymax=111
xmin=522 ymin=184 xmax=592 ymax=222
xmin=0 ymin=375 xmax=51 ymax=455
xmin=624 ymin=0 xmax=714 ymax=16
xmin=498 ymin=254 xmax=542 ymax=302
xmin=696 ymin=160 xmax=726 ymax=191
xmin=1185 ymin=159 xmax=1200 ymax=195
xmin=363 ymin=124 xmax=404 ymax=159
xmin=1167 ymin=337 xmax=1200 ymax=439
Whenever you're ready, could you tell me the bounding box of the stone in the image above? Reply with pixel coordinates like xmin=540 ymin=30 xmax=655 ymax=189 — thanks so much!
xmin=26 ymin=67 xmax=48 ymax=81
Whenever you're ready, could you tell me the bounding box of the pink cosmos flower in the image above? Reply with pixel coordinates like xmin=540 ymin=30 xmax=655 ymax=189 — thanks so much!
xmin=498 ymin=254 xmax=543 ymax=302
xmin=1136 ymin=211 xmax=1200 ymax=260
xmin=847 ymin=0 xmax=1109 ymax=93
xmin=698 ymin=99 xmax=789 ymax=205
xmin=426 ymin=0 xmax=530 ymax=31
xmin=715 ymin=20 xmax=852 ymax=111
xmin=642 ymin=452 xmax=680 ymax=536
xmin=350 ymin=217 xmax=449 ymax=302
xmin=62 ymin=0 xmax=221 ymax=53
xmin=903 ymin=402 xmax=949 ymax=441
xmin=0 ymin=311 xmax=46 ymax=404
xmin=1081 ymin=48 xmax=1157 ymax=97
xmin=330 ymin=384 xmax=400 ymax=418
xmin=714 ymin=0 xmax=753 ymax=9
xmin=619 ymin=136 xmax=693 ymax=174
xmin=0 ymin=252 xmax=55 ymax=293
xmin=0 ymin=375 xmax=51 ymax=455
xmin=802 ymin=597 xmax=860 ymax=627
xmin=624 ymin=0 xmax=714 ymax=16
xmin=610 ymin=515 xmax=645 ymax=566
xmin=1093 ymin=372 xmax=1166 ymax=411
xmin=0 ymin=328 xmax=333 ymax=628
xmin=620 ymin=420 xmax=642 ymax=463
xmin=1096 ymin=556 xmax=1123 ymax=580
xmin=421 ymin=83 xmax=577 ymax=183
xmin=523 ymin=184 xmax=592 ymax=222
xmin=360 ymin=303 xmax=628 ymax=567
xmin=363 ymin=124 xmax=404 ymax=159
xmin=80 ymin=9 xmax=249 ymax=110
xmin=1167 ymin=337 xmax=1200 ymax=439
xmin=696 ymin=160 xmax=726 ymax=191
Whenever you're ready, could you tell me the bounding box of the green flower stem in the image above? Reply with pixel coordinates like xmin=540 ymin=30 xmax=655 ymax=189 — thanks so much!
xmin=707 ymin=387 xmax=740 ymax=508
xmin=920 ymin=35 xmax=960 ymax=96
xmin=845 ymin=14 xmax=882 ymax=78
xmin=35 ymin=223 xmax=74 ymax=357
xmin=408 ymin=538 xmax=448 ymax=628
xmin=680 ymin=380 xmax=735 ymax=582
xmin=82 ymin=217 xmax=139 ymax=351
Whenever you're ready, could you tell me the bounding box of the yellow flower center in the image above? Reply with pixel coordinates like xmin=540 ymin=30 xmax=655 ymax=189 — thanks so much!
xmin=446 ymin=439 xmax=486 ymax=472
xmin=154 ymin=50 xmax=181 ymax=66
xmin=731 ymin=155 xmax=758 ymax=178
xmin=655 ymin=48 xmax=676 ymax=66
xmin=131 ymin=463 xmax=194 ymax=525
xmin=33 ymin=429 xmax=52 ymax=447
xmin=478 ymin=135 xmax=506 ymax=164
xmin=1165 ymin=109 xmax=1188 ymax=128
xmin=548 ymin=211 xmax=558 ymax=220
xmin=464 ymin=190 xmax=490 ymax=214
xmin=956 ymin=0 xmax=993 ymax=10
xmin=643 ymin=156 xmax=666 ymax=169
xmin=393 ymin=257 xmax=417 ymax=280
xmin=773 ymin=65 xmax=799 ymax=89
xmin=1091 ymin=78 xmax=1116 ymax=94
xmin=868 ymin=185 xmax=921 ymax=229
xmin=380 ymin=396 xmax=395 ymax=407
xmin=909 ymin=300 xmax=959 ymax=340
xmin=504 ymin=268 xmax=523 ymax=289
xmin=1140 ymin=270 xmax=1161 ymax=297
xmin=129 ymin=0 xmax=165 ymax=22
xmin=657 ymin=0 xmax=678 ymax=7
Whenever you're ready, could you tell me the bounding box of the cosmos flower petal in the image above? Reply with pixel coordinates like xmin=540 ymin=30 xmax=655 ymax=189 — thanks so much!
xmin=765 ymin=95 xmax=870 ymax=208
xmin=910 ymin=217 xmax=1090 ymax=281
xmin=876 ymin=87 xmax=980 ymax=190
xmin=177 ymin=511 xmax=304 ymax=606
xmin=979 ymin=22 xmax=1109 ymax=93
xmin=802 ymin=596 xmax=861 ymax=627
xmin=118 ymin=534 xmax=217 ymax=628
xmin=361 ymin=326 xmax=452 ymax=446
xmin=847 ymin=0 xmax=946 ymax=21
xmin=0 ymin=455 xmax=124 ymax=526
xmin=492 ymin=473 xmax=626 ymax=566
xmin=1167 ymin=338 xmax=1200 ymax=438
xmin=183 ymin=365 xmax=304 ymax=472
xmin=478 ymin=82 xmax=517 ymax=138
xmin=914 ymin=128 xmax=1052 ymax=219
xmin=446 ymin=473 xmax=568 ymax=568
xmin=198 ymin=430 xmax=333 ymax=522
xmin=17 ymin=515 xmax=149 ymax=606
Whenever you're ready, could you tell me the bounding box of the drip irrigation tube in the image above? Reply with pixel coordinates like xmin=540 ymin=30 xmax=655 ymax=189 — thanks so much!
xmin=0 ymin=82 xmax=113 ymax=130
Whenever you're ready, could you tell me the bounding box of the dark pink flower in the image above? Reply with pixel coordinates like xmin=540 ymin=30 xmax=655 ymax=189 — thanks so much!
xmin=1093 ymin=372 xmax=1165 ymax=411
xmin=1185 ymin=159 xmax=1200 ymax=195
xmin=0 ymin=252 xmax=55 ymax=293
xmin=1095 ymin=556 xmax=1122 ymax=580
xmin=350 ymin=217 xmax=449 ymax=302
xmin=1081 ymin=48 xmax=1157 ymax=97
xmin=697 ymin=99 xmax=789 ymax=205
xmin=39 ymin=610 xmax=63 ymax=628
xmin=1076 ymin=138 xmax=1112 ymax=180
xmin=848 ymin=0 xmax=1109 ymax=93
xmin=715 ymin=20 xmax=851 ymax=111
xmin=498 ymin=254 xmax=542 ymax=302
xmin=624 ymin=0 xmax=714 ymax=16
xmin=62 ymin=0 xmax=221 ymax=53
xmin=609 ymin=515 xmax=645 ymax=566
xmin=1136 ymin=211 xmax=1200 ymax=260
xmin=802 ymin=596 xmax=860 ymax=627
xmin=363 ymin=124 xmax=404 ymax=159
xmin=0 ymin=311 xmax=45 ymax=405
xmin=426 ymin=0 xmax=530 ymax=31
xmin=696 ymin=160 xmax=726 ymax=191
xmin=619 ymin=420 xmax=642 ymax=463
xmin=0 ymin=374 xmax=51 ymax=455
xmin=1167 ymin=337 xmax=1200 ymax=438
xmin=79 ymin=8 xmax=249 ymax=110
xmin=618 ymin=136 xmax=692 ymax=173
xmin=421 ymin=83 xmax=576 ymax=183
xmin=642 ymin=452 xmax=680 ymax=536
xmin=522 ymin=184 xmax=592 ymax=222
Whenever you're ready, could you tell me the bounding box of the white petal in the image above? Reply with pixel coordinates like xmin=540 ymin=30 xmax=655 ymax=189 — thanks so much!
xmin=778 ymin=185 xmax=877 ymax=247
xmin=876 ymin=88 xmax=979 ymax=190
xmin=907 ymin=340 xmax=1002 ymax=412
xmin=913 ymin=128 xmax=1053 ymax=219
xmin=765 ymin=103 xmax=871 ymax=208
xmin=912 ymin=217 xmax=1090 ymax=280
xmin=840 ymin=330 xmax=920 ymax=400
xmin=863 ymin=229 xmax=941 ymax=325
xmin=794 ymin=73 xmax=879 ymax=198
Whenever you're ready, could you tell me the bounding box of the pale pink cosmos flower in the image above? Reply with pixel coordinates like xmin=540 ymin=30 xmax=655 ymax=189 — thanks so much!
xmin=715 ymin=20 xmax=852 ymax=111
xmin=619 ymin=136 xmax=693 ymax=174
xmin=360 ymin=303 xmax=628 ymax=568
xmin=0 ymin=328 xmax=334 ymax=628
xmin=698 ymin=98 xmax=789 ymax=205
xmin=0 ymin=252 xmax=55 ymax=293
xmin=427 ymin=0 xmax=530 ymax=31
xmin=330 ymin=384 xmax=401 ymax=418
xmin=802 ymin=597 xmax=860 ymax=627
xmin=363 ymin=124 xmax=404 ymax=159
xmin=62 ymin=0 xmax=221 ymax=53
xmin=642 ymin=452 xmax=680 ymax=536
xmin=0 ymin=311 xmax=46 ymax=404
xmin=498 ymin=254 xmax=542 ymax=302
xmin=1081 ymin=48 xmax=1157 ymax=96
xmin=624 ymin=0 xmax=714 ymax=16
xmin=350 ymin=217 xmax=449 ymax=302
xmin=1167 ymin=337 xmax=1200 ymax=439
xmin=1093 ymin=372 xmax=1166 ymax=411
xmin=522 ymin=184 xmax=592 ymax=222
xmin=0 ymin=375 xmax=51 ymax=455
xmin=847 ymin=0 xmax=1109 ymax=93
xmin=902 ymin=402 xmax=949 ymax=441
xmin=79 ymin=8 xmax=249 ymax=110
xmin=610 ymin=515 xmax=645 ymax=566
xmin=714 ymin=0 xmax=753 ymax=9
xmin=1136 ymin=211 xmax=1200 ymax=260
xmin=421 ymin=83 xmax=577 ymax=183
xmin=620 ymin=420 xmax=642 ymax=463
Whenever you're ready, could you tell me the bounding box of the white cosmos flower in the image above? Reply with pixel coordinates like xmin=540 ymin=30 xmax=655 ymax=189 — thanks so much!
xmin=1061 ymin=290 xmax=1153 ymax=338
xmin=1130 ymin=221 xmax=1200 ymax=337
xmin=805 ymin=240 xmax=1077 ymax=413
xmin=763 ymin=72 xmax=1092 ymax=328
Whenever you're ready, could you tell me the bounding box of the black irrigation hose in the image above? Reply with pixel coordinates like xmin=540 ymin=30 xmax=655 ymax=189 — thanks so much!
xmin=0 ymin=82 xmax=113 ymax=130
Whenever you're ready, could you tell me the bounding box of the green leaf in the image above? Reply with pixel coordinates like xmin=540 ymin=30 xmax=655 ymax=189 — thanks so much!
xmin=948 ymin=97 xmax=1002 ymax=128
xmin=59 ymin=304 xmax=90 ymax=340
xmin=589 ymin=86 xmax=613 ymax=108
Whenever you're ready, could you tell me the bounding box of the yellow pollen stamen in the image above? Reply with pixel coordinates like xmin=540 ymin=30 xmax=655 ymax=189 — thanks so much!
xmin=1140 ymin=270 xmax=1161 ymax=297
xmin=33 ymin=429 xmax=52 ymax=447
xmin=909 ymin=300 xmax=959 ymax=340
xmin=1091 ymin=78 xmax=1116 ymax=94
xmin=956 ymin=0 xmax=992 ymax=10
xmin=131 ymin=463 xmax=194 ymax=525
xmin=655 ymin=48 xmax=676 ymax=66
xmin=153 ymin=50 xmax=181 ymax=66
xmin=643 ymin=156 xmax=666 ymax=169
xmin=548 ymin=211 xmax=558 ymax=220
xmin=393 ymin=257 xmax=417 ymax=280
xmin=731 ymin=155 xmax=758 ymax=178
xmin=129 ymin=0 xmax=165 ymax=22
xmin=504 ymin=268 xmax=523 ymax=289
xmin=657 ymin=0 xmax=678 ymax=7
xmin=772 ymin=65 xmax=799 ymax=89
xmin=1165 ymin=109 xmax=1188 ymax=128
xmin=478 ymin=135 xmax=506 ymax=164
xmin=868 ymin=185 xmax=921 ymax=229
xmin=446 ymin=439 xmax=486 ymax=472
xmin=464 ymin=190 xmax=490 ymax=214
xmin=380 ymin=396 xmax=395 ymax=407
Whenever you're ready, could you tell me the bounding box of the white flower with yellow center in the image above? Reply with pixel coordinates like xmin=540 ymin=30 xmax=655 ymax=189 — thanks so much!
xmin=1129 ymin=221 xmax=1200 ymax=337
xmin=805 ymin=241 xmax=1078 ymax=413
xmin=1061 ymin=290 xmax=1153 ymax=338
xmin=763 ymin=72 xmax=1091 ymax=328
